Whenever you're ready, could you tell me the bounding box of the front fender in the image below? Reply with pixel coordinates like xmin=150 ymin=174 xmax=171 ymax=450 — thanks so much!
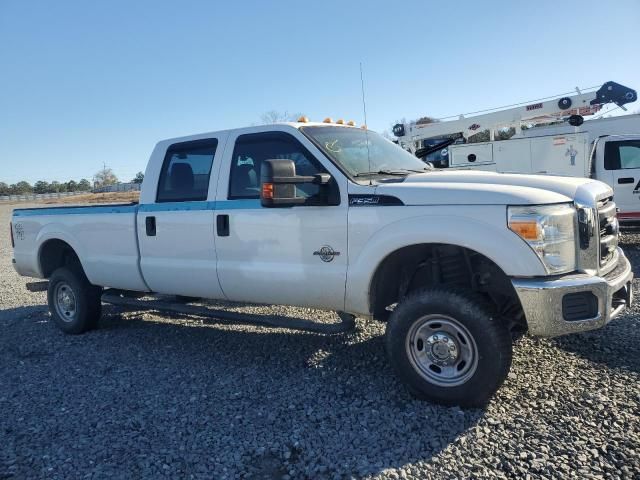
xmin=345 ymin=212 xmax=546 ymax=316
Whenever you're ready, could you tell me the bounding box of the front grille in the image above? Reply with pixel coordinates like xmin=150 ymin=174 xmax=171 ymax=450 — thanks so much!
xmin=597 ymin=197 xmax=618 ymax=267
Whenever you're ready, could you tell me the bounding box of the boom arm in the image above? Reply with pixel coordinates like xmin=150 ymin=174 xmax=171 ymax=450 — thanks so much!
xmin=394 ymin=81 xmax=637 ymax=153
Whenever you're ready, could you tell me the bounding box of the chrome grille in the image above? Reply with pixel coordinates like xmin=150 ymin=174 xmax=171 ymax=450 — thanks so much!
xmin=597 ymin=197 xmax=618 ymax=267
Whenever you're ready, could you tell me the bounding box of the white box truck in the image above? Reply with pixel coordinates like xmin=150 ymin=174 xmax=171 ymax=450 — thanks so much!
xmin=448 ymin=115 xmax=640 ymax=223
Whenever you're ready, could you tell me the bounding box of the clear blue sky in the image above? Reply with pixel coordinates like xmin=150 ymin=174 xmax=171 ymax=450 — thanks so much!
xmin=1 ymin=0 xmax=639 ymax=184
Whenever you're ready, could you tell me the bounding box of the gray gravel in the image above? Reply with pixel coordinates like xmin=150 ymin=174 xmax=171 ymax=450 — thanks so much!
xmin=0 ymin=202 xmax=639 ymax=479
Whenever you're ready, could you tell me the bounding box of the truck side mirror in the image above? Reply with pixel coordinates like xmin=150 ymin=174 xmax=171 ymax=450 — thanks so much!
xmin=260 ymin=159 xmax=332 ymax=207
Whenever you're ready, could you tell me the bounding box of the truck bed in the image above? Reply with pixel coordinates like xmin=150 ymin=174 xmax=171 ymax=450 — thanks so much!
xmin=12 ymin=202 xmax=148 ymax=292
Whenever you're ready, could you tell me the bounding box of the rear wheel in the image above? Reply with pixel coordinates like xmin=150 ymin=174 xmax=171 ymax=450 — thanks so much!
xmin=47 ymin=267 xmax=102 ymax=334
xmin=385 ymin=288 xmax=512 ymax=408
xmin=174 ymin=295 xmax=199 ymax=304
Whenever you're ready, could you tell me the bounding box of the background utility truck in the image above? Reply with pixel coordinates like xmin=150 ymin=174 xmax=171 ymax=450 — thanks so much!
xmin=10 ymin=120 xmax=633 ymax=407
xmin=447 ymin=114 xmax=640 ymax=225
xmin=393 ymin=81 xmax=640 ymax=223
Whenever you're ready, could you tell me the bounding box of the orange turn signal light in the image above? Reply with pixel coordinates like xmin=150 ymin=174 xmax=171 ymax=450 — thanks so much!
xmin=509 ymin=220 xmax=540 ymax=240
xmin=261 ymin=183 xmax=274 ymax=199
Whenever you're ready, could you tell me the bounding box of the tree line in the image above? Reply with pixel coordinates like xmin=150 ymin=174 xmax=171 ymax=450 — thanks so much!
xmin=0 ymin=179 xmax=92 ymax=196
xmin=0 ymin=169 xmax=145 ymax=196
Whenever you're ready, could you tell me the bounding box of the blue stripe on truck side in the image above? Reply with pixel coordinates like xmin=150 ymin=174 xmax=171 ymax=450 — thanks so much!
xmin=137 ymin=199 xmax=261 ymax=212
xmin=216 ymin=199 xmax=262 ymax=210
xmin=12 ymin=199 xmax=262 ymax=217
xmin=12 ymin=204 xmax=139 ymax=217
xmin=137 ymin=201 xmax=215 ymax=212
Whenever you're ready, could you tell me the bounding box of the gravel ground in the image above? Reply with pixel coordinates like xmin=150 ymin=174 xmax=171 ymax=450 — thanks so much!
xmin=0 ymin=203 xmax=638 ymax=479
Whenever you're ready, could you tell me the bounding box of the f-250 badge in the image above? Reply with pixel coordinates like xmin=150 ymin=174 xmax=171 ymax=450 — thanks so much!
xmin=313 ymin=246 xmax=340 ymax=262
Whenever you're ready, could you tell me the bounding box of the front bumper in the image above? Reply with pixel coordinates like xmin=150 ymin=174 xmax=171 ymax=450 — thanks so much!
xmin=511 ymin=248 xmax=633 ymax=337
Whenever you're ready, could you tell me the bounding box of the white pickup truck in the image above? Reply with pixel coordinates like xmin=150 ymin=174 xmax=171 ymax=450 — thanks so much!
xmin=10 ymin=121 xmax=634 ymax=407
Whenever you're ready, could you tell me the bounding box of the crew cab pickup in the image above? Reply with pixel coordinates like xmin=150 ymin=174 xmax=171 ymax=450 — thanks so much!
xmin=10 ymin=121 xmax=634 ymax=407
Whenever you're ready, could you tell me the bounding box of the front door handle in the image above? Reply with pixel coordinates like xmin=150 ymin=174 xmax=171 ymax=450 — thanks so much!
xmin=217 ymin=214 xmax=229 ymax=237
xmin=618 ymin=177 xmax=634 ymax=184
xmin=145 ymin=216 xmax=156 ymax=236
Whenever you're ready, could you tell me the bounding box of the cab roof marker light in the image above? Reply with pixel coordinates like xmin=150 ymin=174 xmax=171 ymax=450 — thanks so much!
xmin=347 ymin=120 xmax=356 ymax=126
xmin=336 ymin=119 xmax=345 ymax=125
xmin=323 ymin=117 xmax=333 ymax=123
xmin=297 ymin=116 xmax=309 ymax=123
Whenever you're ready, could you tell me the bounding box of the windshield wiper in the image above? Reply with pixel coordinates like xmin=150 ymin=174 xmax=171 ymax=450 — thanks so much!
xmin=353 ymin=169 xmax=413 ymax=177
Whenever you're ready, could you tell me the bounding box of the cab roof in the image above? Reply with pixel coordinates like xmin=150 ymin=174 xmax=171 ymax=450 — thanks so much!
xmin=156 ymin=122 xmax=365 ymax=147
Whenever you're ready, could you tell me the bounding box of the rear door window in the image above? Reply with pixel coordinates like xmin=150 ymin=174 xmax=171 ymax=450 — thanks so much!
xmin=157 ymin=139 xmax=218 ymax=202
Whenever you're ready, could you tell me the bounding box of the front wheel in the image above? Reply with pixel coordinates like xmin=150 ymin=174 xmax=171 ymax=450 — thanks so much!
xmin=385 ymin=288 xmax=512 ymax=408
xmin=47 ymin=267 xmax=102 ymax=334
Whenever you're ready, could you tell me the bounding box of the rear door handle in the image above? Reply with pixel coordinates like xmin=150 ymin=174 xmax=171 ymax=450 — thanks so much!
xmin=618 ymin=177 xmax=634 ymax=184
xmin=217 ymin=214 xmax=229 ymax=237
xmin=145 ymin=216 xmax=156 ymax=236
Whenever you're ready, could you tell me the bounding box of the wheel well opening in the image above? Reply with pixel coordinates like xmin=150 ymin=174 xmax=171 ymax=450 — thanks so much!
xmin=39 ymin=239 xmax=83 ymax=279
xmin=369 ymin=244 xmax=526 ymax=336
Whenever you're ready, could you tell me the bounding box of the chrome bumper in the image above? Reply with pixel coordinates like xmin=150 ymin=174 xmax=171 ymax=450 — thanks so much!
xmin=511 ymin=248 xmax=633 ymax=337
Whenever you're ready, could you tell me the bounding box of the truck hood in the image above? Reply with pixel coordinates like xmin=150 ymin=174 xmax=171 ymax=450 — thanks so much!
xmin=375 ymin=170 xmax=612 ymax=206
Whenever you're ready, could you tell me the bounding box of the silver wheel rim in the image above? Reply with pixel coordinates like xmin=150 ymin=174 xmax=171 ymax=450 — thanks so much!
xmin=54 ymin=282 xmax=77 ymax=322
xmin=405 ymin=314 xmax=478 ymax=387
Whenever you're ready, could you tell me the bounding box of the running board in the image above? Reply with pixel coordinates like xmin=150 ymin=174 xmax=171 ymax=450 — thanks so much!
xmin=26 ymin=281 xmax=49 ymax=292
xmin=101 ymin=290 xmax=356 ymax=335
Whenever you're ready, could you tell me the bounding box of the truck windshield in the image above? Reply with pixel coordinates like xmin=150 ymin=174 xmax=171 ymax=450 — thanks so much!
xmin=301 ymin=126 xmax=429 ymax=178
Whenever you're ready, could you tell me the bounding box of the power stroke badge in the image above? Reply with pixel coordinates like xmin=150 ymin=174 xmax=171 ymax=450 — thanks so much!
xmin=313 ymin=246 xmax=340 ymax=262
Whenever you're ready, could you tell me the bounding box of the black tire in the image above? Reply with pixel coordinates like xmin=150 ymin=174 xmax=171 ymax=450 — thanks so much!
xmin=47 ymin=267 xmax=102 ymax=334
xmin=385 ymin=288 xmax=512 ymax=408
xmin=174 ymin=295 xmax=199 ymax=304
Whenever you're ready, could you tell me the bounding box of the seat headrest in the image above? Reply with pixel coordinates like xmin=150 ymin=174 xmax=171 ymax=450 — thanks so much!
xmin=171 ymin=162 xmax=194 ymax=191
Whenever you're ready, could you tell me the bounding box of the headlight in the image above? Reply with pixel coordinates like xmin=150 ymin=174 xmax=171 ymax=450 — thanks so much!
xmin=508 ymin=204 xmax=576 ymax=274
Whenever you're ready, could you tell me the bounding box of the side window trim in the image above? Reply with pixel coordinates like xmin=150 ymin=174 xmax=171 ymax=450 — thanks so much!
xmin=156 ymin=138 xmax=218 ymax=203
xmin=604 ymin=141 xmax=620 ymax=170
